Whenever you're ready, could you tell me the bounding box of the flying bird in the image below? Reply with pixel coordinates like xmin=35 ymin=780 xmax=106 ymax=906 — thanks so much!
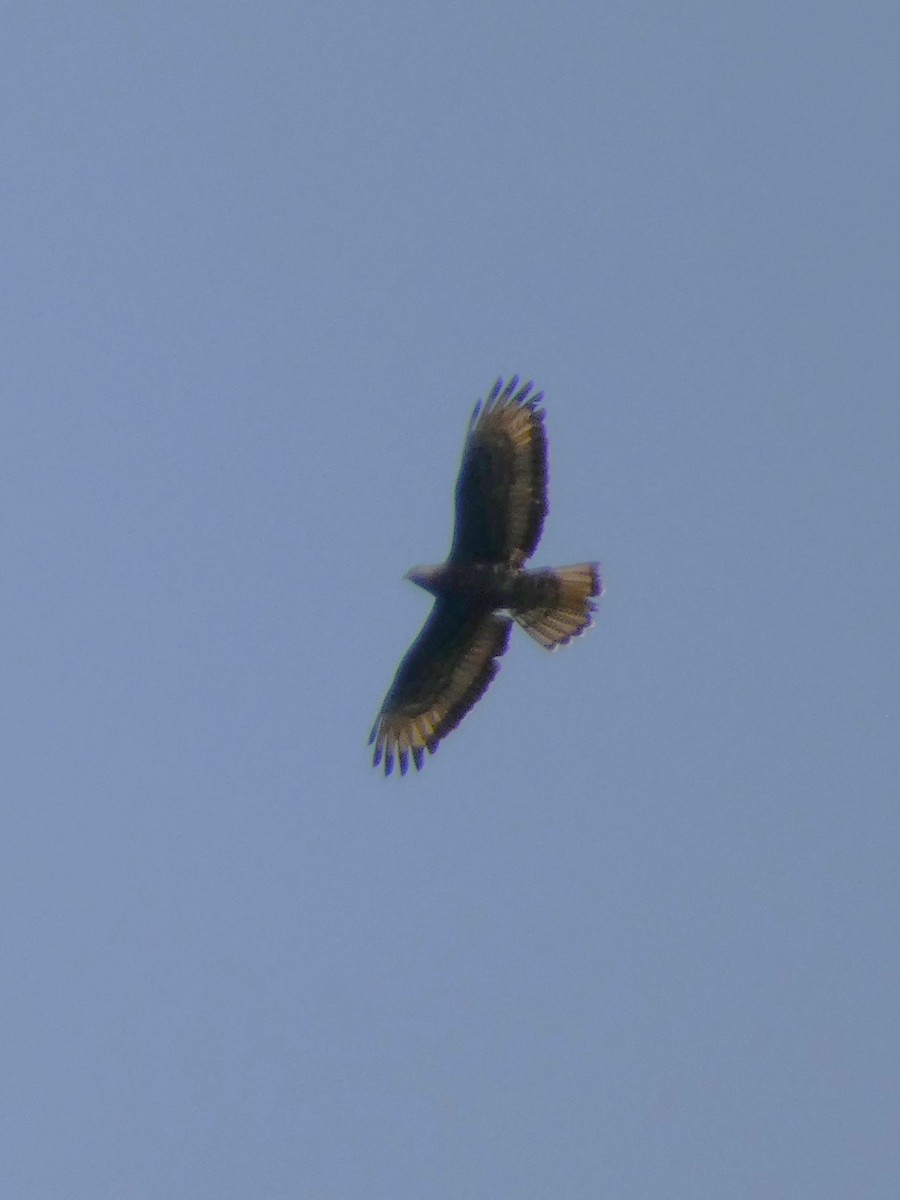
xmin=370 ymin=376 xmax=602 ymax=776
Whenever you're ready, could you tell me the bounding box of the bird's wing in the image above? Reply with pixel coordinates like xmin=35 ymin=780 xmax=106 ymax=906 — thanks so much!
xmin=370 ymin=600 xmax=512 ymax=776
xmin=449 ymin=377 xmax=547 ymax=565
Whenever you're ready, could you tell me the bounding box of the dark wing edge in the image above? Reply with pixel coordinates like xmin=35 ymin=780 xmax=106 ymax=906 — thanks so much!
xmin=369 ymin=601 xmax=512 ymax=777
xmin=449 ymin=376 xmax=548 ymax=565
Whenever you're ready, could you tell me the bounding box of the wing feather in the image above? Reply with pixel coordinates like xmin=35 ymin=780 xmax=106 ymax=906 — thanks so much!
xmin=449 ymin=376 xmax=547 ymax=565
xmin=370 ymin=600 xmax=512 ymax=776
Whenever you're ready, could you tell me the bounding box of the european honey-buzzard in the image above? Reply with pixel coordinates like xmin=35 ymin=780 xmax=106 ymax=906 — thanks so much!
xmin=370 ymin=377 xmax=602 ymax=776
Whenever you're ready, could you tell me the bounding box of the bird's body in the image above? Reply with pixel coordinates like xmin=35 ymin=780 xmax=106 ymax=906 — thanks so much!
xmin=370 ymin=377 xmax=602 ymax=776
xmin=407 ymin=561 xmax=598 ymax=637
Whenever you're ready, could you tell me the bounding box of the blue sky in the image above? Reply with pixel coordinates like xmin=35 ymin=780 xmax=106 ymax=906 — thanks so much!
xmin=2 ymin=3 xmax=898 ymax=1197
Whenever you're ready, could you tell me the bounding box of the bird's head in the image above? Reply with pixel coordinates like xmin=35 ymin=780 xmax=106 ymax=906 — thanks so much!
xmin=404 ymin=564 xmax=442 ymax=595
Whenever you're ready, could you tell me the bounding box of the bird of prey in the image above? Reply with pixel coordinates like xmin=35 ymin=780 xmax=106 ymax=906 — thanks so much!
xmin=369 ymin=376 xmax=602 ymax=776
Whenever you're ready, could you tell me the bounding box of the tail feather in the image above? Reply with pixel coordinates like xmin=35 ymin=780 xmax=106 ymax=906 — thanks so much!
xmin=513 ymin=563 xmax=602 ymax=650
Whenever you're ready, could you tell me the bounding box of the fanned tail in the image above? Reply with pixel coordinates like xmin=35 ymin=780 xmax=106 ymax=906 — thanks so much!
xmin=512 ymin=563 xmax=602 ymax=650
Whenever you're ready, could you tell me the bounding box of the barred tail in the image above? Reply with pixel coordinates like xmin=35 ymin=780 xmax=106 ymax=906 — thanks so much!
xmin=512 ymin=563 xmax=602 ymax=650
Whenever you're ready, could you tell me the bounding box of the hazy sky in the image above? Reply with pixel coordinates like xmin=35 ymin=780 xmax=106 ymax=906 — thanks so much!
xmin=3 ymin=4 xmax=898 ymax=1197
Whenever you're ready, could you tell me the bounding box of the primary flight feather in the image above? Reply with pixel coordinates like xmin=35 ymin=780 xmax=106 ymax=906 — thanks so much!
xmin=370 ymin=376 xmax=602 ymax=776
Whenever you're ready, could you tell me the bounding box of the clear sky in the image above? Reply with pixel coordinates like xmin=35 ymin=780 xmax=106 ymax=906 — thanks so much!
xmin=3 ymin=3 xmax=898 ymax=1197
